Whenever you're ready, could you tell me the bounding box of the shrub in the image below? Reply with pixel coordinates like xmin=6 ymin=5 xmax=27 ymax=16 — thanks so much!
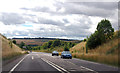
xmin=64 ymin=46 xmax=69 ymax=51
xmin=12 ymin=40 xmax=16 ymax=44
xmin=83 ymin=39 xmax=86 ymax=42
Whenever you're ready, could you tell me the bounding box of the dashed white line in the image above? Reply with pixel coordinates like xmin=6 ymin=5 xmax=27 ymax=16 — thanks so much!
xmin=66 ymin=60 xmax=98 ymax=73
xmin=32 ymin=56 xmax=34 ymax=60
xmin=81 ymin=66 xmax=98 ymax=73
xmin=9 ymin=54 xmax=28 ymax=73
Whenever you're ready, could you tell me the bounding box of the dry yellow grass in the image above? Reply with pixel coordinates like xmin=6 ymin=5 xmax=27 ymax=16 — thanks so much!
xmin=1 ymin=34 xmax=22 ymax=60
xmin=70 ymin=37 xmax=119 ymax=66
xmin=70 ymin=41 xmax=86 ymax=54
xmin=72 ymin=53 xmax=118 ymax=66
xmin=89 ymin=38 xmax=118 ymax=55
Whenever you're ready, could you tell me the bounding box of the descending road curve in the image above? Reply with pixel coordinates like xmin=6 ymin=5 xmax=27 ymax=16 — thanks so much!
xmin=2 ymin=52 xmax=119 ymax=73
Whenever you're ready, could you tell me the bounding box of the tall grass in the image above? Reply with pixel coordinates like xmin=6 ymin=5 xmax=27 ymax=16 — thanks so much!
xmin=70 ymin=38 xmax=119 ymax=67
xmin=72 ymin=53 xmax=119 ymax=67
xmin=2 ymin=35 xmax=22 ymax=61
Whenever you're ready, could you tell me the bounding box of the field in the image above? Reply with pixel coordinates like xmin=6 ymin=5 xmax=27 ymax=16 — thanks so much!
xmin=14 ymin=39 xmax=45 ymax=46
xmin=13 ymin=38 xmax=80 ymax=46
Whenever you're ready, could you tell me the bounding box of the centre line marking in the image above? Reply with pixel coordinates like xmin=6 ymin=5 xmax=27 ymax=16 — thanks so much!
xmin=32 ymin=56 xmax=34 ymax=60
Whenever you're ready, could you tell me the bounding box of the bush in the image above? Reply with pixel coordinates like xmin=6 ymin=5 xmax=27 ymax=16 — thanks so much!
xmin=12 ymin=40 xmax=16 ymax=44
xmin=86 ymin=31 xmax=102 ymax=49
xmin=64 ymin=46 xmax=69 ymax=51
xmin=9 ymin=41 xmax=13 ymax=48
xmin=83 ymin=39 xmax=86 ymax=42
xmin=19 ymin=42 xmax=25 ymax=48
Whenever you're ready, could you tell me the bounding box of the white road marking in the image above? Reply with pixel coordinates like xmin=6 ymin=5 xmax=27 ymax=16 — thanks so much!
xmin=32 ymin=56 xmax=34 ymax=60
xmin=9 ymin=54 xmax=28 ymax=73
xmin=80 ymin=66 xmax=98 ymax=73
xmin=66 ymin=61 xmax=76 ymax=65
xmin=41 ymin=58 xmax=70 ymax=73
xmin=66 ymin=60 xmax=98 ymax=73
xmin=41 ymin=58 xmax=64 ymax=73
xmin=48 ymin=61 xmax=70 ymax=73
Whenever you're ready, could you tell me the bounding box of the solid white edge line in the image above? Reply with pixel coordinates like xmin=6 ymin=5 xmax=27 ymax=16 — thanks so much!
xmin=9 ymin=54 xmax=28 ymax=73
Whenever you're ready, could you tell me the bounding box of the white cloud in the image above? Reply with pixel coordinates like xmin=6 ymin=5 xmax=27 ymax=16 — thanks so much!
xmin=0 ymin=0 xmax=118 ymax=40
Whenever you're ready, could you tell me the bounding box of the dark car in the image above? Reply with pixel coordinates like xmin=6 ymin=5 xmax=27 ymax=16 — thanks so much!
xmin=52 ymin=51 xmax=59 ymax=56
xmin=61 ymin=51 xmax=72 ymax=59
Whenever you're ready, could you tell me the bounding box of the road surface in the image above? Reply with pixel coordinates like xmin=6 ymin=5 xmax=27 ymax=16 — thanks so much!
xmin=2 ymin=52 xmax=119 ymax=73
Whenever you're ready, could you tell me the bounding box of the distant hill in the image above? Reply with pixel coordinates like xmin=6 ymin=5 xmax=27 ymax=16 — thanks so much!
xmin=12 ymin=38 xmax=81 ymax=46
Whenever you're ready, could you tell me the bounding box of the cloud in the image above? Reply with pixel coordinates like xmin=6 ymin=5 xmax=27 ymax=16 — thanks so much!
xmin=62 ymin=2 xmax=117 ymax=18
xmin=0 ymin=0 xmax=118 ymax=40
xmin=0 ymin=13 xmax=25 ymax=25
xmin=21 ymin=2 xmax=118 ymax=18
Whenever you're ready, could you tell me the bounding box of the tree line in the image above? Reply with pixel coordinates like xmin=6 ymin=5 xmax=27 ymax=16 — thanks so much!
xmin=12 ymin=39 xmax=76 ymax=51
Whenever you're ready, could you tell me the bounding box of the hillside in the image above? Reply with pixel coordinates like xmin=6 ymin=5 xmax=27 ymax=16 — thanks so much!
xmin=1 ymin=34 xmax=23 ymax=60
xmin=12 ymin=38 xmax=80 ymax=46
xmin=70 ymin=31 xmax=119 ymax=67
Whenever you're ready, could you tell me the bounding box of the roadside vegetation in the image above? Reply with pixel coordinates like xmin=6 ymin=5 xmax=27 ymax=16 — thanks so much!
xmin=71 ymin=19 xmax=119 ymax=67
xmin=1 ymin=34 xmax=27 ymax=61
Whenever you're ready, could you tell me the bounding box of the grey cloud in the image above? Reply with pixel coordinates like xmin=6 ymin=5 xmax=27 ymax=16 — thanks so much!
xmin=74 ymin=2 xmax=118 ymax=10
xmin=0 ymin=13 xmax=25 ymax=25
xmin=21 ymin=7 xmax=51 ymax=12
xmin=20 ymin=2 xmax=118 ymax=18
xmin=37 ymin=18 xmax=63 ymax=25
xmin=63 ymin=19 xmax=69 ymax=23
xmin=62 ymin=2 xmax=116 ymax=17
xmin=0 ymin=1 xmax=118 ymax=40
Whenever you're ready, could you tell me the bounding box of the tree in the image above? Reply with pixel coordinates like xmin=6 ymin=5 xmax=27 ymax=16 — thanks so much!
xmin=12 ymin=40 xmax=16 ymax=44
xmin=47 ymin=41 xmax=53 ymax=48
xmin=19 ymin=42 xmax=25 ymax=48
xmin=64 ymin=46 xmax=69 ymax=51
xmin=83 ymin=39 xmax=86 ymax=42
xmin=86 ymin=31 xmax=101 ymax=49
xmin=86 ymin=19 xmax=114 ymax=49
xmin=97 ymin=19 xmax=114 ymax=40
xmin=51 ymin=39 xmax=60 ymax=47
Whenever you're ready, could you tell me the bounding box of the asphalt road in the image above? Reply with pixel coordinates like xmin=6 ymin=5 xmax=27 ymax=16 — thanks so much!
xmin=2 ymin=52 xmax=119 ymax=73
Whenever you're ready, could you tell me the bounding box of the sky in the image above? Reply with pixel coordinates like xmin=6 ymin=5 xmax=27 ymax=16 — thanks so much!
xmin=0 ymin=0 xmax=119 ymax=40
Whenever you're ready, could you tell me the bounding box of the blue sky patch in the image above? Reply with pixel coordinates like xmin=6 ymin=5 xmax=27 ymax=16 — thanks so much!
xmin=22 ymin=24 xmax=33 ymax=27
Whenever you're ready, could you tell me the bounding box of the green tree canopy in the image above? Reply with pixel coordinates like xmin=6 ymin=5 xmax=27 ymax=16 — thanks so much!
xmin=19 ymin=41 xmax=25 ymax=48
xmin=86 ymin=19 xmax=114 ymax=49
xmin=97 ymin=19 xmax=114 ymax=40
xmin=12 ymin=40 xmax=16 ymax=44
xmin=64 ymin=46 xmax=69 ymax=51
